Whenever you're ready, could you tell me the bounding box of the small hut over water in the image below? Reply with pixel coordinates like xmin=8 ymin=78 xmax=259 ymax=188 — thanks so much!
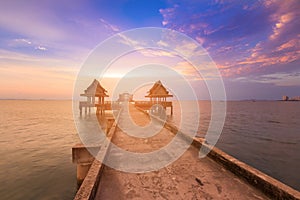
xmin=118 ymin=92 xmax=133 ymax=102
xmin=145 ymin=80 xmax=173 ymax=102
xmin=80 ymin=79 xmax=109 ymax=115
xmin=135 ymin=80 xmax=173 ymax=115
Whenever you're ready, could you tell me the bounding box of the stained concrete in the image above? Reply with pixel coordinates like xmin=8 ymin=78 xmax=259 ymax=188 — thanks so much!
xmin=94 ymin=104 xmax=270 ymax=200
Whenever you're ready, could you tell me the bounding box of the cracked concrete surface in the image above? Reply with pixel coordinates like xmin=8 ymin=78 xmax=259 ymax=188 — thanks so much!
xmin=95 ymin=104 xmax=269 ymax=200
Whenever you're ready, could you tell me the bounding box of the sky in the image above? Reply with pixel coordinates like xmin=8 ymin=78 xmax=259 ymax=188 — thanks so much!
xmin=0 ymin=0 xmax=299 ymax=100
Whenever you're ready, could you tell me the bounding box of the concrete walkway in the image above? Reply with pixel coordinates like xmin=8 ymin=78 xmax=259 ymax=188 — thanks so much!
xmin=95 ymin=104 xmax=269 ymax=200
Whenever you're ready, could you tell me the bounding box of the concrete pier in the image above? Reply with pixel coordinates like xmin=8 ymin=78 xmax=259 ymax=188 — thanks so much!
xmin=93 ymin=104 xmax=270 ymax=199
xmin=73 ymin=104 xmax=300 ymax=200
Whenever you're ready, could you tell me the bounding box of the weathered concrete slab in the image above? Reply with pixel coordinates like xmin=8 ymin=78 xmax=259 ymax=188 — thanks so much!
xmin=94 ymin=104 xmax=270 ymax=200
xmin=72 ymin=144 xmax=101 ymax=164
xmin=73 ymin=113 xmax=120 ymax=200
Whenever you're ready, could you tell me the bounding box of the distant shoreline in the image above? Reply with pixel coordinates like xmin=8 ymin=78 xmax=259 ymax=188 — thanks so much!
xmin=1 ymin=99 xmax=299 ymax=102
xmin=279 ymin=100 xmax=300 ymax=102
xmin=0 ymin=99 xmax=72 ymax=101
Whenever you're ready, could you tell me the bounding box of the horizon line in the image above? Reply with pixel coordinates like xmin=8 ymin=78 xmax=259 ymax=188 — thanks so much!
xmin=0 ymin=98 xmax=283 ymax=101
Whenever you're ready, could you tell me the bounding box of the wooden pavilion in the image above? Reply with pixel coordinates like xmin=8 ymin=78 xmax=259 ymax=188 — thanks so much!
xmin=135 ymin=80 xmax=173 ymax=115
xmin=145 ymin=80 xmax=173 ymax=102
xmin=79 ymin=79 xmax=109 ymax=115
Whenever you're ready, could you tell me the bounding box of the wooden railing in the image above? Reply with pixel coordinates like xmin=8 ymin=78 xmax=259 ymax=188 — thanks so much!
xmin=79 ymin=100 xmax=173 ymax=115
xmin=134 ymin=101 xmax=172 ymax=108
xmin=79 ymin=101 xmax=120 ymax=115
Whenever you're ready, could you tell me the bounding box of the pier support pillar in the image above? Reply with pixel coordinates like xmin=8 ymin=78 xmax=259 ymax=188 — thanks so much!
xmin=77 ymin=163 xmax=92 ymax=186
xmin=72 ymin=144 xmax=101 ymax=187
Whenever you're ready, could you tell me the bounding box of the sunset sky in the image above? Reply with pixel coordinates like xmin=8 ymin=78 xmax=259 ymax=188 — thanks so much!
xmin=0 ymin=0 xmax=299 ymax=100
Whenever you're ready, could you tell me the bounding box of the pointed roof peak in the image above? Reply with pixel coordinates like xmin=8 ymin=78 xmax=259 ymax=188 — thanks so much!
xmin=83 ymin=79 xmax=108 ymax=97
xmin=145 ymin=80 xmax=173 ymax=98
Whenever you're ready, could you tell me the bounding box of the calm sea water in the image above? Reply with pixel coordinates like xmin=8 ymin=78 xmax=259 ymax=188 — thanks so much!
xmin=0 ymin=100 xmax=80 ymax=200
xmin=0 ymin=100 xmax=299 ymax=200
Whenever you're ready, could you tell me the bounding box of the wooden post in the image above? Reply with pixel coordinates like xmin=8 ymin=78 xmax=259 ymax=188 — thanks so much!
xmin=79 ymin=103 xmax=82 ymax=116
xmin=102 ymin=97 xmax=105 ymax=115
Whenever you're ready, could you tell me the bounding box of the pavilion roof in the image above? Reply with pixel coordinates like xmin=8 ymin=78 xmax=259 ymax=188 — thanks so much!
xmin=145 ymin=80 xmax=173 ymax=98
xmin=81 ymin=79 xmax=109 ymax=97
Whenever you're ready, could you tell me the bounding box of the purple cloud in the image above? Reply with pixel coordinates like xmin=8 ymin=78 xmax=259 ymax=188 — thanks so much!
xmin=160 ymin=0 xmax=300 ymax=79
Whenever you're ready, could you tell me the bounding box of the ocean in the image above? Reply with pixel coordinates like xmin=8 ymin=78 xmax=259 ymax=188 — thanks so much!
xmin=0 ymin=100 xmax=299 ymax=199
xmin=0 ymin=100 xmax=79 ymax=200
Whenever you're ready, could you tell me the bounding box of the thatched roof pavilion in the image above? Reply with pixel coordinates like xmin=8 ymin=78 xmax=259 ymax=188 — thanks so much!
xmin=145 ymin=80 xmax=173 ymax=101
xmin=80 ymin=79 xmax=109 ymax=115
xmin=81 ymin=79 xmax=108 ymax=98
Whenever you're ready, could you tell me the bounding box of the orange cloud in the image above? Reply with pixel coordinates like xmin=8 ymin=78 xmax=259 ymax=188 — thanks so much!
xmin=277 ymin=39 xmax=299 ymax=51
xmin=269 ymin=13 xmax=294 ymax=40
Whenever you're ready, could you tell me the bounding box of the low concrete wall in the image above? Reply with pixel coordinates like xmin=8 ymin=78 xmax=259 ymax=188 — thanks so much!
xmin=73 ymin=111 xmax=121 ymax=200
xmin=195 ymin=139 xmax=300 ymax=200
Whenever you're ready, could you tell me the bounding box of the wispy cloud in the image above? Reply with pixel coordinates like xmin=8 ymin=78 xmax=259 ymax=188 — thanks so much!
xmin=0 ymin=0 xmax=298 ymax=99
xmin=7 ymin=38 xmax=49 ymax=52
xmin=159 ymin=0 xmax=300 ymax=79
xmin=0 ymin=2 xmax=66 ymax=41
xmin=0 ymin=47 xmax=79 ymax=98
xmin=0 ymin=1 xmax=117 ymax=55
xmin=0 ymin=49 xmax=80 ymax=70
xmin=12 ymin=38 xmax=32 ymax=45
xmin=233 ymin=71 xmax=300 ymax=87
xmin=172 ymin=61 xmax=202 ymax=80
xmin=99 ymin=18 xmax=120 ymax=32
xmin=0 ymin=0 xmax=117 ymax=98
xmin=238 ymin=1 xmax=300 ymax=67
xmin=117 ymin=32 xmax=148 ymax=49
xmin=138 ymin=48 xmax=176 ymax=58
xmin=35 ymin=46 xmax=47 ymax=51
